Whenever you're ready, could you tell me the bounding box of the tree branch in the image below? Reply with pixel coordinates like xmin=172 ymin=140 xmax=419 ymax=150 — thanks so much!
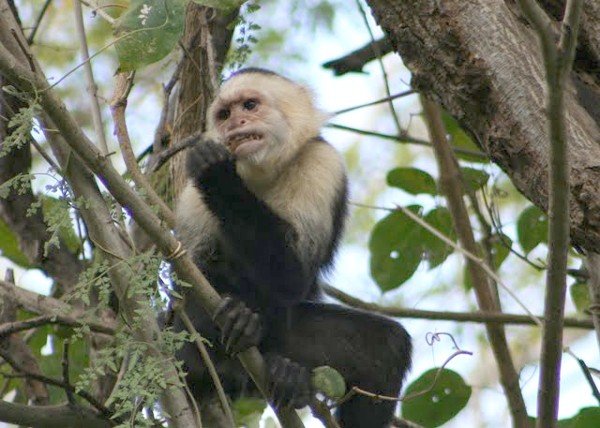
xmin=421 ymin=95 xmax=528 ymax=427
xmin=322 ymin=37 xmax=393 ymax=75
xmin=585 ymin=253 xmax=600 ymax=351
xmin=0 ymin=279 xmax=115 ymax=328
xmin=0 ymin=400 xmax=110 ymax=428
xmin=517 ymin=1 xmax=584 ymax=425
xmin=322 ymin=284 xmax=593 ymax=329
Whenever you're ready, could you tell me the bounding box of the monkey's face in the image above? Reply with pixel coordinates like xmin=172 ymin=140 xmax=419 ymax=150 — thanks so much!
xmin=207 ymin=72 xmax=327 ymax=170
xmin=208 ymin=88 xmax=288 ymax=163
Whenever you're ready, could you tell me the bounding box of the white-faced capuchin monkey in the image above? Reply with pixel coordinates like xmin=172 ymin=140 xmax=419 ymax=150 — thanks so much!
xmin=172 ymin=68 xmax=412 ymax=427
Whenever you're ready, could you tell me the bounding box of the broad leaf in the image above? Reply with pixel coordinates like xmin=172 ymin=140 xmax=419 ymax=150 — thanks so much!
xmin=557 ymin=407 xmax=600 ymax=428
xmin=0 ymin=217 xmax=31 ymax=267
xmin=517 ymin=205 xmax=548 ymax=254
xmin=441 ymin=112 xmax=487 ymax=164
xmin=312 ymin=365 xmax=346 ymax=399
xmin=402 ymin=368 xmax=471 ymax=427
xmin=369 ymin=206 xmax=423 ymax=291
xmin=387 ymin=168 xmax=437 ymax=195
xmin=570 ymin=282 xmax=591 ymax=313
xmin=421 ymin=207 xmax=456 ymax=268
xmin=233 ymin=398 xmax=266 ymax=428
xmin=460 ymin=167 xmax=489 ymax=192
xmin=114 ymin=0 xmax=187 ymax=71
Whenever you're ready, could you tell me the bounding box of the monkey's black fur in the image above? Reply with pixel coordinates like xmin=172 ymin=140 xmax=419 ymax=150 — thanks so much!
xmin=172 ymin=130 xmax=411 ymax=427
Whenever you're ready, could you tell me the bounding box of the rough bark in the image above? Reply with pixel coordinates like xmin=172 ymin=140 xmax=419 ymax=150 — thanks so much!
xmin=366 ymin=0 xmax=600 ymax=252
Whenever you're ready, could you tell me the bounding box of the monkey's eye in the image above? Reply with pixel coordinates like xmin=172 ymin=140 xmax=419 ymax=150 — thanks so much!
xmin=243 ymin=99 xmax=258 ymax=111
xmin=217 ymin=109 xmax=230 ymax=121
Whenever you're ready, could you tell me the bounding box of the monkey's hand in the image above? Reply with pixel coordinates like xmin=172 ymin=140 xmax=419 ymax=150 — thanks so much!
xmin=213 ymin=296 xmax=263 ymax=355
xmin=265 ymin=353 xmax=313 ymax=409
xmin=186 ymin=140 xmax=236 ymax=188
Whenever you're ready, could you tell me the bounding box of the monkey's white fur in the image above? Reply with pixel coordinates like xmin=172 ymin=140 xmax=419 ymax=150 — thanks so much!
xmin=176 ymin=72 xmax=345 ymax=267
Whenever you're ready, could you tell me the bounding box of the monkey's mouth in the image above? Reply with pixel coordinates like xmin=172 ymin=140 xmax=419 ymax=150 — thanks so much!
xmin=225 ymin=133 xmax=264 ymax=157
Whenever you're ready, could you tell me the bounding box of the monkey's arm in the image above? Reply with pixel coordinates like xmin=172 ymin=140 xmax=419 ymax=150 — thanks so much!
xmin=187 ymin=142 xmax=309 ymax=307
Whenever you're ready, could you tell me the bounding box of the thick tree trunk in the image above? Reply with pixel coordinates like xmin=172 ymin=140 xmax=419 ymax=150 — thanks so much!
xmin=366 ymin=0 xmax=600 ymax=252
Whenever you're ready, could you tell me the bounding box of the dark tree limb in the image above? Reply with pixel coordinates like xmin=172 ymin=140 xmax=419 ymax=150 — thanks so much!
xmin=323 ymin=37 xmax=392 ymax=75
xmin=0 ymin=1 xmax=83 ymax=295
xmin=0 ymin=400 xmax=110 ymax=428
xmin=0 ymin=271 xmax=49 ymax=405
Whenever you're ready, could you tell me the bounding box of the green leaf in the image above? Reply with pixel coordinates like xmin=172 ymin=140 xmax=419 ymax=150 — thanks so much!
xmin=0 ymin=217 xmax=31 ymax=267
xmin=311 ymin=366 xmax=346 ymax=399
xmin=570 ymin=282 xmax=591 ymax=313
xmin=517 ymin=205 xmax=548 ymax=254
xmin=421 ymin=207 xmax=456 ymax=268
xmin=491 ymin=234 xmax=512 ymax=268
xmin=370 ymin=206 xmax=458 ymax=291
xmin=233 ymin=398 xmax=266 ymax=428
xmin=441 ymin=112 xmax=487 ymax=164
xmin=460 ymin=167 xmax=489 ymax=193
xmin=369 ymin=206 xmax=424 ymax=291
xmin=114 ymin=0 xmax=187 ymax=71
xmin=557 ymin=407 xmax=600 ymax=428
xmin=387 ymin=168 xmax=437 ymax=195
xmin=402 ymin=368 xmax=471 ymax=427
xmin=41 ymin=196 xmax=81 ymax=254
xmin=464 ymin=234 xmax=512 ymax=290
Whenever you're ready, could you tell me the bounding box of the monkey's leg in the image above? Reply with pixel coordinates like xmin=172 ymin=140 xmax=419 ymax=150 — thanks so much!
xmin=266 ymin=302 xmax=412 ymax=428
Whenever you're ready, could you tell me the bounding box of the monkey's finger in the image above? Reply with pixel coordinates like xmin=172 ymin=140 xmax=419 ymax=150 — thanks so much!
xmin=291 ymin=367 xmax=311 ymax=408
xmin=230 ymin=312 xmax=262 ymax=354
xmin=272 ymin=358 xmax=294 ymax=408
xmin=213 ymin=296 xmax=237 ymax=325
xmin=225 ymin=307 xmax=252 ymax=353
xmin=216 ymin=304 xmax=243 ymax=345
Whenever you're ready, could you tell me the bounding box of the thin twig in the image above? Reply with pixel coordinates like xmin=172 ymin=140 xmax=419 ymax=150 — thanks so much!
xmin=151 ymin=130 xmax=204 ymax=172
xmin=177 ymin=308 xmax=235 ymax=428
xmin=481 ymin=190 xmax=546 ymax=271
xmin=74 ymin=0 xmax=109 ymax=155
xmin=335 ymin=335 xmax=471 ymax=406
xmin=61 ymin=342 xmax=75 ymax=404
xmin=334 ymin=90 xmax=415 ymax=116
xmin=585 ymin=253 xmax=600 ymax=351
xmin=322 ymin=284 xmax=594 ymax=330
xmin=27 ymin=0 xmax=53 ymax=44
xmin=466 ymin=191 xmax=501 ymax=307
xmin=323 ymin=284 xmax=592 ymax=329
xmin=0 ymin=348 xmax=116 ymax=421
xmin=565 ymin=348 xmax=600 ymax=405
xmin=0 ymin=315 xmax=115 ymax=337
xmin=327 ymin=123 xmax=487 ymax=159
xmin=110 ymin=72 xmax=176 ymax=228
xmin=78 ymin=0 xmax=117 ymax=25
xmin=516 ymin=1 xmax=583 ymax=426
xmin=354 ymin=0 xmax=403 ymax=135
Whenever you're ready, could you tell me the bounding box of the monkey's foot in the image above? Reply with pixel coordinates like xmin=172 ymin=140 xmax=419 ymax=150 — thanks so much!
xmin=213 ymin=296 xmax=262 ymax=354
xmin=265 ymin=354 xmax=312 ymax=409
